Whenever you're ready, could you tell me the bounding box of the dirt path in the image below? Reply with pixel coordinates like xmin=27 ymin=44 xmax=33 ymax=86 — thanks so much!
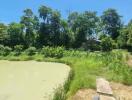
xmin=0 ymin=60 xmax=70 ymax=100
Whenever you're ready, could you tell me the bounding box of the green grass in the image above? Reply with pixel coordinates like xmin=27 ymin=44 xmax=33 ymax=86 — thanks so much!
xmin=0 ymin=49 xmax=132 ymax=100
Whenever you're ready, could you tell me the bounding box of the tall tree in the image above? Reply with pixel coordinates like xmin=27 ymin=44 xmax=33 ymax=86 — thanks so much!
xmin=21 ymin=9 xmax=39 ymax=47
xmin=68 ymin=12 xmax=79 ymax=28
xmin=117 ymin=20 xmax=132 ymax=51
xmin=68 ymin=11 xmax=99 ymax=48
xmin=59 ymin=20 xmax=72 ymax=48
xmin=8 ymin=22 xmax=24 ymax=47
xmin=38 ymin=5 xmax=52 ymax=47
xmin=38 ymin=6 xmax=67 ymax=47
xmin=101 ymin=9 xmax=122 ymax=39
xmin=50 ymin=10 xmax=61 ymax=46
xmin=0 ymin=23 xmax=9 ymax=45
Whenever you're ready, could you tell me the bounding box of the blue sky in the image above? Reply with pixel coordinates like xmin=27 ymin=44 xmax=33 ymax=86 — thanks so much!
xmin=0 ymin=0 xmax=131 ymax=24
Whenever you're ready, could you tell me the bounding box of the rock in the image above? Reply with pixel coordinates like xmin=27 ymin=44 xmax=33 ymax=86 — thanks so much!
xmin=92 ymin=95 xmax=100 ymax=100
xmin=96 ymin=78 xmax=113 ymax=95
xmin=100 ymin=95 xmax=116 ymax=100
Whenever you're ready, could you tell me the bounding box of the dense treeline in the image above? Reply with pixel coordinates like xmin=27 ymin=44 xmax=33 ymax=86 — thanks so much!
xmin=0 ymin=5 xmax=132 ymax=51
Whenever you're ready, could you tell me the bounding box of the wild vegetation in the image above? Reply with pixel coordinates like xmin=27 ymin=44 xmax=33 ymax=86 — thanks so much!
xmin=0 ymin=46 xmax=132 ymax=100
xmin=0 ymin=5 xmax=132 ymax=100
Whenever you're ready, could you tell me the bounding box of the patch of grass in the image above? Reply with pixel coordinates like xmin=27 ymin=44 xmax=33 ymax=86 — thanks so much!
xmin=53 ymin=87 xmax=66 ymax=100
xmin=53 ymin=70 xmax=74 ymax=100
xmin=60 ymin=56 xmax=103 ymax=97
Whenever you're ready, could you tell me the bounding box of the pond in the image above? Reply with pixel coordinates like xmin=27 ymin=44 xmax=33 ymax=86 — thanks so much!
xmin=0 ymin=60 xmax=70 ymax=100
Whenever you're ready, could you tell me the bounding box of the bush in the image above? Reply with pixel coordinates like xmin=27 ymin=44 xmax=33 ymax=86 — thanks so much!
xmin=101 ymin=36 xmax=115 ymax=51
xmin=14 ymin=45 xmax=23 ymax=56
xmin=0 ymin=45 xmax=5 ymax=56
xmin=63 ymin=49 xmax=88 ymax=57
xmin=3 ymin=46 xmax=12 ymax=56
xmin=41 ymin=46 xmax=64 ymax=58
xmin=80 ymin=40 xmax=101 ymax=51
xmin=25 ymin=47 xmax=36 ymax=56
xmin=0 ymin=45 xmax=12 ymax=56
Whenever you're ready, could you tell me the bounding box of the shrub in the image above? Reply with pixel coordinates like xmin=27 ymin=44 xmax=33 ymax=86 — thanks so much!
xmin=63 ymin=49 xmax=88 ymax=57
xmin=14 ymin=45 xmax=23 ymax=56
xmin=3 ymin=46 xmax=12 ymax=56
xmin=0 ymin=45 xmax=12 ymax=56
xmin=0 ymin=44 xmax=5 ymax=56
xmin=25 ymin=47 xmax=36 ymax=56
xmin=101 ymin=36 xmax=115 ymax=51
xmin=41 ymin=46 xmax=64 ymax=58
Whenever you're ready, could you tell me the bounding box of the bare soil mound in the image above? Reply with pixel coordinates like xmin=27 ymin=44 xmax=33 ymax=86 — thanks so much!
xmin=111 ymin=82 xmax=132 ymax=100
xmin=127 ymin=59 xmax=132 ymax=67
xmin=72 ymin=82 xmax=132 ymax=100
xmin=72 ymin=89 xmax=96 ymax=100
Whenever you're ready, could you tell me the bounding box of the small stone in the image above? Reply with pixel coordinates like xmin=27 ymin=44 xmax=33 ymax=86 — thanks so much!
xmin=96 ymin=78 xmax=113 ymax=95
xmin=93 ymin=95 xmax=100 ymax=100
xmin=100 ymin=95 xmax=116 ymax=100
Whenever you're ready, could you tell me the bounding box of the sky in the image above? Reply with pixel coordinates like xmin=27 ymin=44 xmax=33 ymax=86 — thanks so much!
xmin=0 ymin=0 xmax=132 ymax=24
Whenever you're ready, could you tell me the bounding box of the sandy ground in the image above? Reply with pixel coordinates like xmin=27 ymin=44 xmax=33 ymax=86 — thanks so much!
xmin=127 ymin=59 xmax=132 ymax=67
xmin=72 ymin=82 xmax=132 ymax=100
xmin=72 ymin=89 xmax=97 ymax=100
xmin=0 ymin=60 xmax=70 ymax=100
xmin=111 ymin=82 xmax=132 ymax=100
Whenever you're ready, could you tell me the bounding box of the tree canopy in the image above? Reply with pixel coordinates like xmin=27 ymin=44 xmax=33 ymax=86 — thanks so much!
xmin=0 ymin=6 xmax=131 ymax=51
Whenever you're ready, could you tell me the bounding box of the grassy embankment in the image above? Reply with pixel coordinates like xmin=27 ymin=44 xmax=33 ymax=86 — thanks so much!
xmin=0 ymin=49 xmax=132 ymax=100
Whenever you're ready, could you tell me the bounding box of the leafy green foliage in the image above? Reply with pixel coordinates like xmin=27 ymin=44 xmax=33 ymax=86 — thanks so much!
xmin=100 ymin=36 xmax=116 ymax=51
xmin=0 ymin=44 xmax=5 ymax=56
xmin=0 ymin=23 xmax=9 ymax=45
xmin=25 ymin=47 xmax=36 ymax=56
xmin=0 ymin=45 xmax=12 ymax=56
xmin=8 ymin=23 xmax=24 ymax=46
xmin=37 ymin=6 xmax=53 ymax=46
xmin=68 ymin=11 xmax=99 ymax=48
xmin=41 ymin=46 xmax=64 ymax=58
xmin=21 ymin=9 xmax=39 ymax=47
xmin=14 ymin=45 xmax=24 ymax=56
xmin=4 ymin=46 xmax=12 ymax=56
xmin=101 ymin=8 xmax=122 ymax=39
xmin=117 ymin=23 xmax=132 ymax=51
xmin=0 ymin=5 xmax=132 ymax=51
